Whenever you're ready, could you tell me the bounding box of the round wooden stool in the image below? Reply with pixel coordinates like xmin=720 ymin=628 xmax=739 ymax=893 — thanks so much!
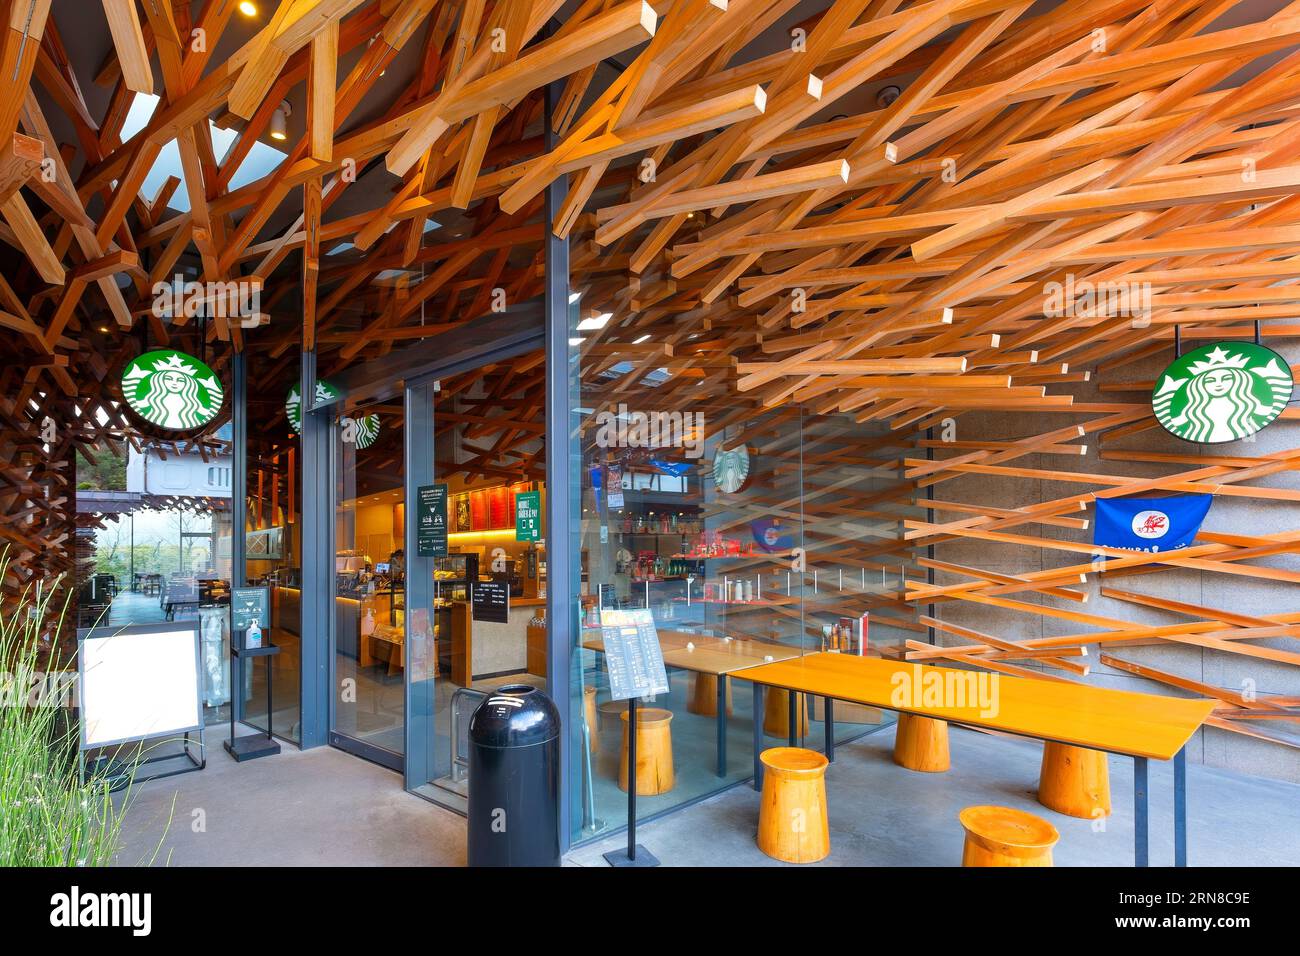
xmin=1038 ymin=742 xmax=1111 ymax=819
xmin=763 ymin=688 xmax=809 ymax=739
xmin=597 ymin=699 xmax=627 ymax=731
xmin=958 ymin=805 xmax=1059 ymax=867
xmin=757 ymin=747 xmax=831 ymax=864
xmin=688 ymin=673 xmax=733 ymax=717
xmin=893 ymin=713 xmax=950 ymax=772
xmin=582 ymin=686 xmax=600 ymax=754
xmin=618 ymin=708 xmax=675 ymax=795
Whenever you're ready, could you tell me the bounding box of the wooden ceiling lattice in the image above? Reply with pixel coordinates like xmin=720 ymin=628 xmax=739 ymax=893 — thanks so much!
xmin=1 ymin=1 xmax=1299 ymax=746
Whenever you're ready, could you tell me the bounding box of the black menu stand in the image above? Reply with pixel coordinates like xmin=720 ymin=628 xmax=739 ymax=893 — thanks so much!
xmin=602 ymin=697 xmax=660 ymax=867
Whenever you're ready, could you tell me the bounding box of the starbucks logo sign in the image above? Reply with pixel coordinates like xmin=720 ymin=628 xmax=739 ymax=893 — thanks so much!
xmin=121 ymin=350 xmax=224 ymax=430
xmin=351 ymin=414 xmax=381 ymax=449
xmin=286 ymin=380 xmax=380 ymax=449
xmin=1153 ymin=343 xmax=1292 ymax=443
xmin=712 ymin=444 xmax=751 ymax=494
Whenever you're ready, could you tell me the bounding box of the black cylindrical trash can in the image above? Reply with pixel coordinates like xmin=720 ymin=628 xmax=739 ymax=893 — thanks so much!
xmin=467 ymin=684 xmax=561 ymax=866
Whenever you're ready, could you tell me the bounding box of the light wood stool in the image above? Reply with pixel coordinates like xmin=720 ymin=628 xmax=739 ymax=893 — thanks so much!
xmin=959 ymin=805 xmax=1059 ymax=867
xmin=893 ymin=713 xmax=950 ymax=772
xmin=618 ymin=708 xmax=674 ymax=795
xmin=582 ymin=686 xmax=599 ymax=754
xmin=688 ymin=673 xmax=732 ymax=717
xmin=763 ymin=688 xmax=809 ymax=739
xmin=757 ymin=747 xmax=831 ymax=864
xmin=1038 ymin=742 xmax=1111 ymax=819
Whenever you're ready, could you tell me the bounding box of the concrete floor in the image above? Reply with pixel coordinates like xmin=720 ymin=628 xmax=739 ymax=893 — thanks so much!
xmin=115 ymin=728 xmax=465 ymax=867
xmin=569 ymin=724 xmax=1300 ymax=867
xmin=115 ymin=721 xmax=1300 ymax=867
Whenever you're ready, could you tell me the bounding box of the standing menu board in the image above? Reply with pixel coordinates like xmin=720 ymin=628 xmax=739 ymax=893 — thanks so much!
xmin=599 ymin=608 xmax=669 ymax=700
xmin=472 ymin=580 xmax=510 ymax=623
xmin=230 ymin=586 xmax=270 ymax=632
xmin=416 ymin=483 xmax=448 ymax=557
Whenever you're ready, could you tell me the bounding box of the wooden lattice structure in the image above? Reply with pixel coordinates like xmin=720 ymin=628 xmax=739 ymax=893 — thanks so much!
xmin=1 ymin=0 xmax=1298 ymax=751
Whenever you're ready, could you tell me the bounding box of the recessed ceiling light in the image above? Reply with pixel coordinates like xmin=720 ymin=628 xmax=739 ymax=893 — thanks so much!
xmin=238 ymin=1 xmax=258 ymax=17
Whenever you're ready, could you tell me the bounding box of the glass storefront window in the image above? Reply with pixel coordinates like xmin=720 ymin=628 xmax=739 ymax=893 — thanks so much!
xmin=565 ymin=305 xmax=919 ymax=845
xmin=76 ymin=427 xmax=235 ymax=727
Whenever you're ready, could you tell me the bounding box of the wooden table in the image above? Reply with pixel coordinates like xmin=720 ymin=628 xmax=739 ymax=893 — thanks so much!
xmin=581 ymin=627 xmax=800 ymax=776
xmin=732 ymin=652 xmax=1216 ymax=867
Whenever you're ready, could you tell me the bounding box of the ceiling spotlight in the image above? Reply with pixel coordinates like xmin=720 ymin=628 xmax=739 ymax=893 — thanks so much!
xmin=238 ymin=1 xmax=258 ymax=17
xmin=876 ymin=86 xmax=901 ymax=108
xmin=270 ymin=100 xmax=290 ymax=140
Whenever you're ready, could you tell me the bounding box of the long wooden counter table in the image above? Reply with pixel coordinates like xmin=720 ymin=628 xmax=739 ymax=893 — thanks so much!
xmin=731 ymin=652 xmax=1216 ymax=867
xmin=581 ymin=628 xmax=799 ymax=776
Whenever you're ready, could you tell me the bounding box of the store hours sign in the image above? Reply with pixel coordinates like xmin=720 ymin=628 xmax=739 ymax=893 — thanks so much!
xmin=1153 ymin=343 xmax=1292 ymax=443
xmin=121 ymin=350 xmax=224 ymax=430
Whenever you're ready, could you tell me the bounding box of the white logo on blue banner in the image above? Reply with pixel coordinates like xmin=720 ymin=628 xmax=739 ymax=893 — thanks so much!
xmin=1093 ymin=495 xmax=1212 ymax=554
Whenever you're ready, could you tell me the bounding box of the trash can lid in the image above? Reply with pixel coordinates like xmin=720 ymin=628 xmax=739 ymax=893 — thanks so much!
xmin=469 ymin=684 xmax=561 ymax=748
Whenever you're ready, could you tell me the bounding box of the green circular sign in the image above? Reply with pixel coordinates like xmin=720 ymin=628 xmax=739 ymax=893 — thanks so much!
xmin=121 ymin=349 xmax=224 ymax=430
xmin=1153 ymin=342 xmax=1292 ymax=443
xmin=285 ymin=380 xmax=340 ymax=434
xmin=286 ymin=380 xmax=380 ymax=449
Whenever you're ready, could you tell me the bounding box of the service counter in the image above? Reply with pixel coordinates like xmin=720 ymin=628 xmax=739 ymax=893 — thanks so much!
xmin=449 ymin=597 xmax=546 ymax=684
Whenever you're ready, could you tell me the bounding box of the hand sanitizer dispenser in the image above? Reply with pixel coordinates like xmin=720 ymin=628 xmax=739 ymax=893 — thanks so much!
xmin=246 ymin=617 xmax=263 ymax=650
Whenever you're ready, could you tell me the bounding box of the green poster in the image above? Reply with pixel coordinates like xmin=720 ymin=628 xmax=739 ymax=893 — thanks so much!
xmin=515 ymin=489 xmax=541 ymax=542
xmin=121 ymin=350 xmax=224 ymax=431
xmin=416 ymin=484 xmax=449 ymax=557
xmin=1153 ymin=342 xmax=1293 ymax=443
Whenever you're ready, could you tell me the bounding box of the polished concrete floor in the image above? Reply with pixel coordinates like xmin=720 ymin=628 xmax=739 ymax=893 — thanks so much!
xmin=115 ymin=721 xmax=1300 ymax=867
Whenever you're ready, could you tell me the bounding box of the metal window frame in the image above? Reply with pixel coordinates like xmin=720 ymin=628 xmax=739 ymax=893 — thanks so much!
xmin=543 ymin=65 xmax=575 ymax=854
xmin=296 ymin=321 xmax=546 ymax=765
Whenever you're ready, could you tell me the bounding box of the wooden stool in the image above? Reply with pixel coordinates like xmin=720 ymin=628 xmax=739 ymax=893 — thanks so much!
xmin=757 ymin=747 xmax=831 ymax=863
xmin=618 ymin=708 xmax=674 ymax=795
xmin=597 ymin=699 xmax=627 ymax=731
xmin=688 ymin=673 xmax=732 ymax=717
xmin=959 ymin=805 xmax=1058 ymax=867
xmin=763 ymin=688 xmax=809 ymax=739
xmin=893 ymin=713 xmax=950 ymax=772
xmin=582 ymin=686 xmax=599 ymax=754
xmin=1038 ymin=742 xmax=1111 ymax=819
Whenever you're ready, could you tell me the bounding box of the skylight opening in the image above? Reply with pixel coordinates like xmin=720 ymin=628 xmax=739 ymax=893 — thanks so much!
xmin=122 ymin=92 xmax=286 ymax=214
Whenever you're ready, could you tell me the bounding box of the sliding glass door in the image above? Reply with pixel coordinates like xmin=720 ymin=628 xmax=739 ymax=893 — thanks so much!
xmin=330 ymin=395 xmax=406 ymax=768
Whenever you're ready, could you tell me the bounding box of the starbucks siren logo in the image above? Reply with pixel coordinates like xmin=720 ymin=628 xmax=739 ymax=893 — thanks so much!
xmin=712 ymin=444 xmax=751 ymax=494
xmin=286 ymin=380 xmax=380 ymax=449
xmin=121 ymin=350 xmax=224 ymax=430
xmin=1153 ymin=343 xmax=1292 ymax=443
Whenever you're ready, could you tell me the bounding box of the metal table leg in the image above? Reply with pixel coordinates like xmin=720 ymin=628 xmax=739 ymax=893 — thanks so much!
xmin=824 ymin=697 xmax=835 ymax=762
xmin=788 ymin=693 xmax=797 ymax=746
xmin=716 ymin=675 xmax=727 ymax=778
xmin=752 ymin=683 xmax=764 ymax=790
xmin=1134 ymin=756 xmax=1149 ymax=867
xmin=1174 ymin=746 xmax=1187 ymax=867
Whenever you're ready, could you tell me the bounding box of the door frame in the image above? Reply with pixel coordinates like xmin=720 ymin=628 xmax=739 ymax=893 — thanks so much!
xmin=298 ymin=306 xmax=545 ymax=781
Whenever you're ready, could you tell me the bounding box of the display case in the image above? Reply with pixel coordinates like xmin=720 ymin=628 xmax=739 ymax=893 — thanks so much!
xmin=432 ymin=553 xmax=478 ymax=605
